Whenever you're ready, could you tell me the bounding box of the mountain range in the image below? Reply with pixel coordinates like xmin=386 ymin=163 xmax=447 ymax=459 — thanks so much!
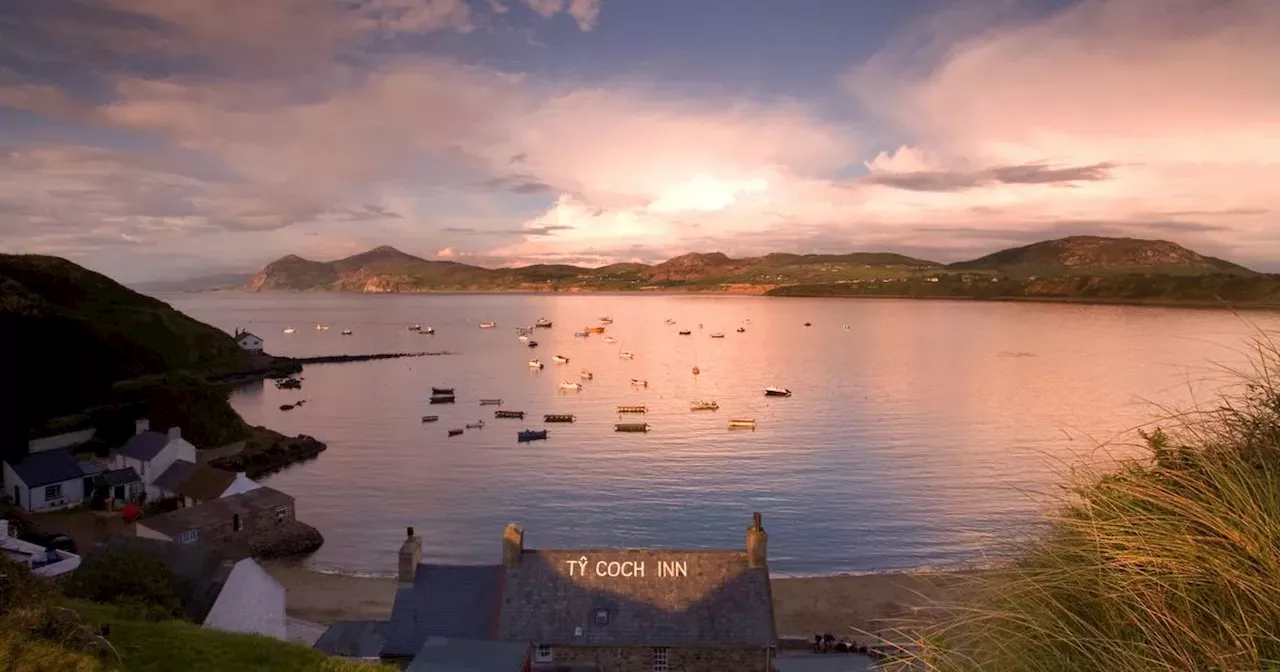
xmin=241 ymin=236 xmax=1256 ymax=294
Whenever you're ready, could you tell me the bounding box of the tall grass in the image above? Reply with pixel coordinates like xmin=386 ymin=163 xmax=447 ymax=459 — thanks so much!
xmin=894 ymin=336 xmax=1280 ymax=671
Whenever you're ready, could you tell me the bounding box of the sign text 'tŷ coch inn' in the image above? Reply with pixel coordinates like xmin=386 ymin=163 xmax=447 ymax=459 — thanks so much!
xmin=563 ymin=556 xmax=688 ymax=578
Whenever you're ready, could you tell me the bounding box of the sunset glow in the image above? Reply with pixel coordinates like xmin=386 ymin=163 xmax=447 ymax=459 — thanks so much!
xmin=0 ymin=0 xmax=1275 ymax=281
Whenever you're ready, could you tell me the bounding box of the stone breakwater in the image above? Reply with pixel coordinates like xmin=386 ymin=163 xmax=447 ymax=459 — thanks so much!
xmin=252 ymin=519 xmax=325 ymax=559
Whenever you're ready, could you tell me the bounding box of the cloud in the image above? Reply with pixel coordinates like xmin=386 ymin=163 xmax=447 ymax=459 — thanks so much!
xmin=862 ymin=160 xmax=1116 ymax=192
xmin=514 ymin=0 xmax=600 ymax=29
xmin=435 ymin=246 xmax=457 ymax=258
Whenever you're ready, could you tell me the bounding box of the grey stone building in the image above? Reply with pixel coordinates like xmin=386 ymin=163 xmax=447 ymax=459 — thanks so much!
xmin=378 ymin=513 xmax=778 ymax=671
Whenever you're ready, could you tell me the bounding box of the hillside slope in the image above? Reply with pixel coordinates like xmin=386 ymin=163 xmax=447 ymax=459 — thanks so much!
xmin=0 ymin=254 xmax=256 ymax=454
xmin=948 ymin=236 xmax=1255 ymax=277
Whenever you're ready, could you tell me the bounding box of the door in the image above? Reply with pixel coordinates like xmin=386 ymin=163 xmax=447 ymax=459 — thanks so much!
xmin=114 ymin=485 xmax=125 ymax=500
xmin=83 ymin=477 xmax=94 ymax=499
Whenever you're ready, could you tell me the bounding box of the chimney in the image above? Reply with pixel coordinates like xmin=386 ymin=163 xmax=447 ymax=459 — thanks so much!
xmin=135 ymin=418 xmax=150 ymax=435
xmin=746 ymin=512 xmax=767 ymax=569
xmin=167 ymin=426 xmax=181 ymax=441
xmin=502 ymin=523 xmax=524 ymax=566
xmin=398 ymin=527 xmax=422 ymax=586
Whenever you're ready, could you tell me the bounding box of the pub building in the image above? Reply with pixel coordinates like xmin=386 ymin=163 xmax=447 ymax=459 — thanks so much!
xmin=380 ymin=513 xmax=779 ymax=671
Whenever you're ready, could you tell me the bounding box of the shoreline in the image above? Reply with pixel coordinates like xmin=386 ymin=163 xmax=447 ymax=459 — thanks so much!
xmin=264 ymin=562 xmax=979 ymax=639
xmin=766 ymin=291 xmax=1280 ymax=312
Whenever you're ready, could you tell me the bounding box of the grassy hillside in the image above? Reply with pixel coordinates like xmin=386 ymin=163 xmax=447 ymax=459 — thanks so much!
xmin=244 ymin=246 xmax=941 ymax=292
xmin=768 ymin=272 xmax=1280 ymax=307
xmin=0 ymin=254 xmax=259 ymax=457
xmin=947 ymin=235 xmax=1255 ymax=277
xmin=896 ymin=340 xmax=1280 ymax=670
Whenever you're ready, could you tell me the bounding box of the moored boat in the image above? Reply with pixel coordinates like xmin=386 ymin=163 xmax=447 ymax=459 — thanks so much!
xmin=479 ymin=321 xmax=496 ymax=329
xmin=518 ymin=429 xmax=549 ymax=442
xmin=574 ymin=331 xmax=588 ymax=338
xmin=630 ymin=379 xmax=648 ymax=387
xmin=341 ymin=329 xmax=353 ymax=336
xmin=710 ymin=333 xmax=725 ymax=338
xmin=665 ymin=319 xmax=676 ymax=325
xmin=432 ymin=387 xmax=454 ymax=395
xmin=527 ymin=340 xmax=539 ymax=348
xmin=448 ymin=428 xmax=464 ymax=437
xmin=535 ymin=318 xmax=552 ymax=328
xmin=409 ymin=325 xmax=421 ymax=331
xmin=479 ymin=399 xmax=502 ymax=406
xmin=603 ymin=336 xmax=616 ymax=344
xmin=600 ymin=317 xmax=613 ymax=324
xmin=495 ymin=410 xmax=525 ymax=419
xmin=544 ymin=414 xmax=576 ymax=423
xmin=553 ymin=355 xmax=570 ymax=364
xmin=690 ymin=400 xmax=719 ymax=411
xmin=692 ymin=366 xmax=700 ymax=375
xmin=678 ymin=330 xmax=692 ymax=335
xmin=615 ymin=423 xmax=650 ymax=433
xmin=764 ymin=387 xmax=792 ymax=397
xmin=619 ymin=352 xmax=634 ymax=359
xmin=315 ymin=324 xmax=329 ymax=331
xmin=728 ymin=418 xmax=757 ymax=430
xmin=424 ymin=326 xmax=435 ymax=334
xmin=528 ymin=359 xmax=544 ymax=369
xmin=283 ymin=328 xmax=296 ymax=334
xmin=580 ymin=370 xmax=593 ymax=380
xmin=465 ymin=421 xmax=485 ymax=429
xmin=421 ymin=415 xmax=439 ymax=422
xmin=737 ymin=327 xmax=746 ymax=333
xmin=585 ymin=326 xmax=605 ymax=334
xmin=617 ymin=405 xmax=647 ymax=414
xmin=559 ymin=381 xmax=582 ymax=391
xmin=429 ymin=395 xmax=456 ymax=404
xmin=518 ymin=335 xmax=529 ymax=341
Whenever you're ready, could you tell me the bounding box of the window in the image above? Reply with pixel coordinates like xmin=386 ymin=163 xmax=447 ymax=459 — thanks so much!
xmin=652 ymin=648 xmax=669 ymax=672
xmin=594 ymin=608 xmax=609 ymax=625
xmin=178 ymin=530 xmax=199 ymax=544
xmin=275 ymin=506 xmax=289 ymax=523
xmin=534 ymin=645 xmax=553 ymax=663
xmin=233 ymin=514 xmax=241 ymax=532
xmin=43 ymin=484 xmax=62 ymax=501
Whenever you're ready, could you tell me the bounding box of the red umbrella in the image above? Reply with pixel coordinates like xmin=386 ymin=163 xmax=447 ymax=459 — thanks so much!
xmin=121 ymin=504 xmax=141 ymax=522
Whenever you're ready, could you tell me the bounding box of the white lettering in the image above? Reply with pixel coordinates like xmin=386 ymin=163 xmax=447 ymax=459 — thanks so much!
xmin=595 ymin=560 xmax=608 ymax=577
xmin=659 ymin=561 xmax=672 ymax=577
xmin=564 ymin=560 xmax=579 ymax=576
xmin=674 ymin=561 xmax=687 ymax=577
xmin=575 ymin=556 xmax=588 ymax=576
xmin=620 ymin=561 xmax=634 ymax=577
xmin=634 ymin=561 xmax=644 ymax=577
xmin=606 ymin=561 xmax=621 ymax=577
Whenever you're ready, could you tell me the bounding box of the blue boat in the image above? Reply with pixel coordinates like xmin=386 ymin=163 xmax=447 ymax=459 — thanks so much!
xmin=573 ymin=331 xmax=588 ymax=338
xmin=518 ymin=429 xmax=549 ymax=443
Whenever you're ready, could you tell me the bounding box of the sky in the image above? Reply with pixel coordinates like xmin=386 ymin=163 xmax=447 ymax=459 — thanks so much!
xmin=0 ymin=0 xmax=1276 ymax=282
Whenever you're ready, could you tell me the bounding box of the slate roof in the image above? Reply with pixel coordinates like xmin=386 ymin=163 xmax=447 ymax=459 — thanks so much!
xmin=314 ymin=620 xmax=388 ymax=659
xmin=5 ymin=449 xmax=85 ymax=488
xmin=407 ymin=637 xmax=531 ymax=672
xmin=175 ymin=464 xmax=238 ymax=501
xmin=101 ymin=467 xmax=141 ymax=487
xmin=115 ymin=431 xmax=172 ymax=462
xmin=96 ymin=536 xmax=233 ymax=623
xmin=134 ymin=486 xmax=295 ymax=539
xmin=381 ymin=565 xmax=504 ymax=658
xmin=152 ymin=460 xmax=198 ymax=494
xmin=235 ymin=332 xmax=261 ymax=343
xmin=497 ymin=549 xmax=777 ymax=647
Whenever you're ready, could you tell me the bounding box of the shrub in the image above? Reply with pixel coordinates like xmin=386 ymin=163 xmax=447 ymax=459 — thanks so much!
xmin=0 ymin=555 xmax=117 ymax=670
xmin=64 ymin=549 xmax=181 ymax=618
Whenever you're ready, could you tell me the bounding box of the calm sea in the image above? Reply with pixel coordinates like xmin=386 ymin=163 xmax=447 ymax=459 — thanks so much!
xmin=160 ymin=292 xmax=1280 ymax=577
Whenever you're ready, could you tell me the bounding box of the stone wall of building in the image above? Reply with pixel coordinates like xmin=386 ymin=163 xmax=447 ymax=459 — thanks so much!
xmin=189 ymin=500 xmax=295 ymax=556
xmin=541 ymin=645 xmax=773 ymax=672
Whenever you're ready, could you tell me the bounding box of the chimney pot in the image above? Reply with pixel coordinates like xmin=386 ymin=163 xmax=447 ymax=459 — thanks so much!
xmin=168 ymin=426 xmax=181 ymax=441
xmin=746 ymin=512 xmax=767 ymax=569
xmin=399 ymin=527 xmax=422 ymax=586
xmin=407 ymin=526 xmax=414 ymax=539
xmin=502 ymin=523 xmax=524 ymax=567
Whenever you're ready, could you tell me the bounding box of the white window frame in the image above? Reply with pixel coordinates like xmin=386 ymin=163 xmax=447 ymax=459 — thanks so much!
xmin=652 ymin=647 xmax=669 ymax=672
xmin=44 ymin=484 xmax=62 ymax=501
xmin=275 ymin=506 xmax=289 ymax=523
xmin=534 ymin=644 xmax=553 ymax=663
xmin=178 ymin=530 xmax=199 ymax=544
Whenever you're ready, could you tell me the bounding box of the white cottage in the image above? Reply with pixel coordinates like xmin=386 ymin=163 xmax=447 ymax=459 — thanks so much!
xmin=234 ymin=329 xmax=264 ymax=354
xmin=3 ymin=448 xmax=89 ymax=512
xmin=112 ymin=427 xmax=198 ymax=500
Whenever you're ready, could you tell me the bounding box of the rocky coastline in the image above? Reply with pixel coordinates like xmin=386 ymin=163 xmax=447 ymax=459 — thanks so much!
xmin=250 ymin=519 xmax=325 ymax=559
xmin=208 ymin=428 xmax=327 ymax=479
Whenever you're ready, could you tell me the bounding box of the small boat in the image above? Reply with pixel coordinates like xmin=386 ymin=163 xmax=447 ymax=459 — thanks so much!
xmin=619 ymin=352 xmax=634 ymax=359
xmin=710 ymin=333 xmax=724 ymax=339
xmin=574 ymin=332 xmax=589 ymax=338
xmin=279 ymin=404 xmax=295 ymax=411
xmin=544 ymin=414 xmax=576 ymax=423
xmin=429 ymin=395 xmax=456 ymax=404
xmin=630 ymin=379 xmax=648 ymax=387
xmin=275 ymin=377 xmax=302 ymax=389
xmin=678 ymin=330 xmax=692 ymax=336
xmin=432 ymin=387 xmax=455 ymax=395
xmin=737 ymin=327 xmax=746 ymax=333
xmin=728 ymin=419 xmax=757 ymax=430
xmin=516 ymin=326 xmax=533 ymax=335
xmin=617 ymin=405 xmax=647 ymax=414
xmin=527 ymin=340 xmax=538 ymax=348
xmin=424 ymin=327 xmax=435 ymax=334
xmin=409 ymin=325 xmax=421 ymax=331
xmin=518 ymin=335 xmax=529 ymax=342
xmin=690 ymin=400 xmax=719 ymax=411
xmin=600 ymin=317 xmax=613 ymax=324
xmin=448 ymin=429 xmax=464 ymax=437
xmin=698 ymin=324 xmax=703 ymax=329
xmin=584 ymin=326 xmax=605 ymax=334
xmin=692 ymin=366 xmax=700 ymax=375
xmin=580 ymin=370 xmax=594 ymax=380
xmin=495 ymin=410 xmax=526 ymax=419
xmin=421 ymin=415 xmax=439 ymax=423
xmin=615 ymin=423 xmax=650 ymax=433
xmin=518 ymin=429 xmax=548 ymax=442
xmin=341 ymin=329 xmax=353 ymax=336
xmin=479 ymin=399 xmax=502 ymax=406
xmin=553 ymin=355 xmax=570 ymax=364
xmin=315 ymin=324 xmax=329 ymax=331
xmin=465 ymin=421 xmax=485 ymax=429
xmin=535 ymin=318 xmax=552 ymax=328
xmin=528 ymin=359 xmax=544 ymax=369
xmin=479 ymin=321 xmax=496 ymax=329
xmin=803 ymin=322 xmax=811 ymax=327
xmin=559 ymin=381 xmax=582 ymax=391
xmin=603 ymin=336 xmax=616 ymax=344
xmin=665 ymin=319 xmax=676 ymax=325
xmin=764 ymin=387 xmax=792 ymax=397
xmin=283 ymin=328 xmax=296 ymax=334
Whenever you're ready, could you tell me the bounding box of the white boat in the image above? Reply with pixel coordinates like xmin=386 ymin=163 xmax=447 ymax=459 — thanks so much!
xmin=560 ymin=381 xmax=583 ymax=391
xmin=580 ymin=370 xmax=594 ymax=380
xmin=691 ymin=400 xmax=719 ymax=411
xmin=630 ymin=379 xmax=648 ymax=387
xmin=603 ymin=336 xmax=617 ymax=344
xmin=619 ymin=352 xmax=634 ymax=359
xmin=535 ymin=318 xmax=552 ymax=327
xmin=424 ymin=327 xmax=435 ymax=334
xmin=528 ymin=359 xmax=544 ymax=369
xmin=764 ymin=387 xmax=792 ymax=397
xmin=600 ymin=317 xmax=613 ymax=324
xmin=341 ymin=329 xmax=353 ymax=336
xmin=553 ymin=355 xmax=570 ymax=364
xmin=479 ymin=321 xmax=496 ymax=329
xmin=409 ymin=325 xmax=421 ymax=331
xmin=283 ymin=328 xmax=296 ymax=334
xmin=315 ymin=324 xmax=329 ymax=331
xmin=518 ymin=335 xmax=529 ymax=341
xmin=728 ymin=418 xmax=757 ymax=430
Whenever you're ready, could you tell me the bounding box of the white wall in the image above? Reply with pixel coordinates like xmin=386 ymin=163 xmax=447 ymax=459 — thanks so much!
xmin=27 ymin=429 xmax=96 ymax=454
xmin=202 ymin=559 xmax=287 ymax=640
xmin=220 ymin=473 xmax=262 ymax=498
xmin=5 ymin=473 xmax=85 ymax=512
xmin=133 ymin=523 xmax=172 ymax=541
xmin=139 ymin=437 xmax=198 ymax=500
xmin=2 ymin=462 xmax=27 ymax=510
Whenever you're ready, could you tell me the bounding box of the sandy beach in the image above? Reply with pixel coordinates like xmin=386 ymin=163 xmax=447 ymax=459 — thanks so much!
xmin=264 ymin=562 xmax=973 ymax=640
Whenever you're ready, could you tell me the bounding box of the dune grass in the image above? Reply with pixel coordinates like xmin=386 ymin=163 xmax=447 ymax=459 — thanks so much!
xmin=889 ymin=336 xmax=1280 ymax=671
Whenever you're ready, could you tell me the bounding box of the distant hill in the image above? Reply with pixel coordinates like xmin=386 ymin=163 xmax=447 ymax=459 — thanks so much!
xmin=947 ymin=236 xmax=1255 ymax=277
xmin=0 ymin=254 xmax=256 ymax=456
xmin=132 ymin=272 xmax=256 ymax=293
xmin=245 ymin=247 xmax=941 ymax=292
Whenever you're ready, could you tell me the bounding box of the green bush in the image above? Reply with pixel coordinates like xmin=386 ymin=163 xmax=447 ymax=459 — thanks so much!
xmin=63 ymin=550 xmax=181 ymax=618
xmin=0 ymin=556 xmax=117 ymax=670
